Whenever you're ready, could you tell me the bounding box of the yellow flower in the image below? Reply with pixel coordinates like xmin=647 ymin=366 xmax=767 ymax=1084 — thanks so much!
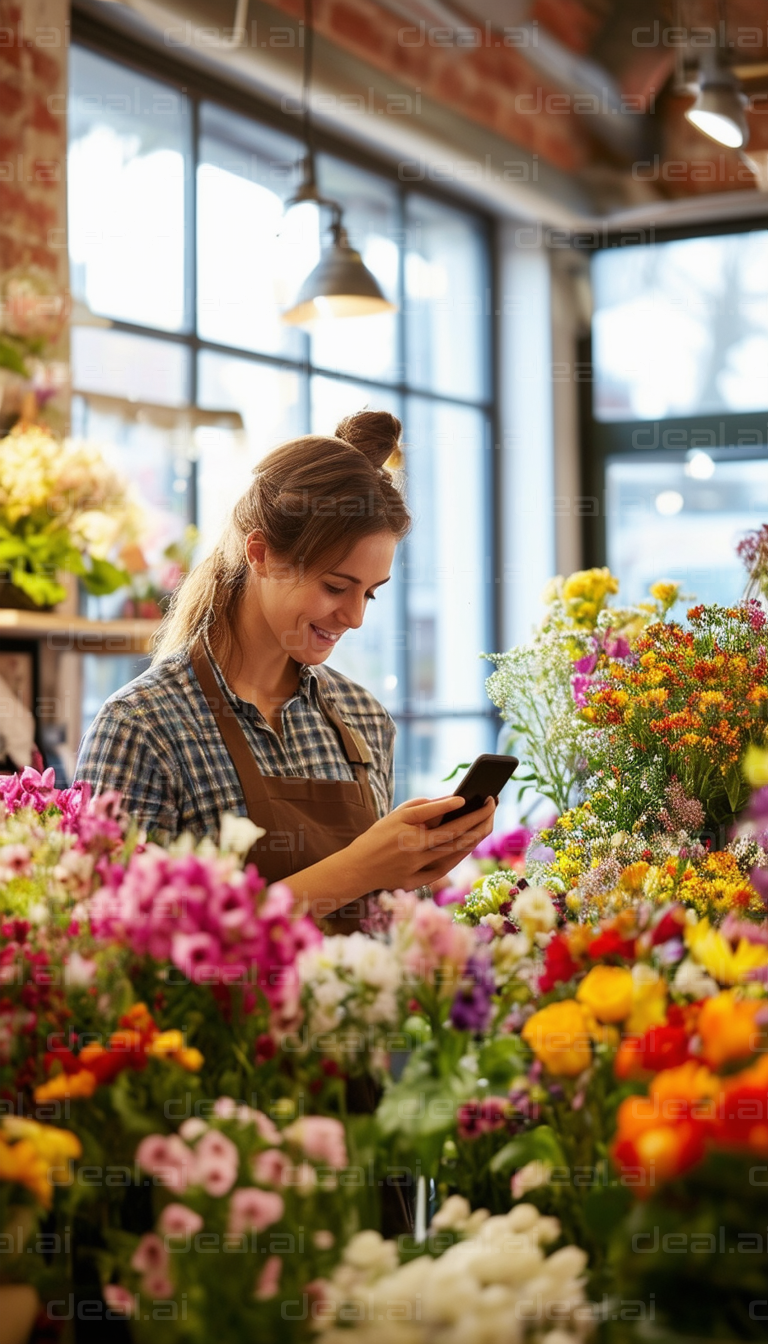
xmin=649 ymin=581 xmax=681 ymax=609
xmin=744 ymin=744 xmax=768 ymax=788
xmin=626 ymin=966 xmax=667 ymax=1035
xmin=577 ymin=966 xmax=634 ymax=1024
xmin=0 ymin=1120 xmax=82 ymax=1208
xmin=522 ymin=1000 xmax=592 ymax=1076
xmin=686 ymin=918 xmax=768 ymax=985
xmin=34 ymin=1071 xmax=97 ymax=1104
xmin=146 ymin=1030 xmax=185 ymax=1058
xmin=175 ymin=1048 xmax=204 ymax=1073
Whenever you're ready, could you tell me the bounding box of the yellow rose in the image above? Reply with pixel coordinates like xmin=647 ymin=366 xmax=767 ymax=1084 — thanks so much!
xmin=522 ymin=1000 xmax=592 ymax=1077
xmin=576 ymin=966 xmax=634 ymax=1024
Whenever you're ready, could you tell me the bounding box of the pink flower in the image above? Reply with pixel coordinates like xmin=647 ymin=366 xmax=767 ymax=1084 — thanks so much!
xmin=252 ymin=1110 xmax=282 ymax=1145
xmin=283 ymin=1117 xmax=347 ymax=1169
xmin=313 ymin=1230 xmax=335 ymax=1250
xmin=193 ymin=1128 xmax=239 ymax=1196
xmin=141 ymin=1273 xmax=175 ymax=1301
xmin=135 ymin=1136 xmax=195 ymax=1194
xmin=103 ymin=1285 xmax=135 ymax=1317
xmin=255 ymin=1254 xmax=283 ymax=1301
xmin=171 ymin=931 xmax=223 ymax=983
xmin=131 ymin=1234 xmax=168 ymax=1275
xmin=157 ymin=1204 xmax=203 ymax=1239
xmin=253 ymin=1149 xmax=290 ymax=1186
xmin=228 ymin=1187 xmax=284 ymax=1235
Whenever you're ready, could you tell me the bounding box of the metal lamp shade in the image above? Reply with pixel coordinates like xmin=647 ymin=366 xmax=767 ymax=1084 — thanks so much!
xmin=282 ymin=233 xmax=396 ymax=327
xmin=685 ymin=78 xmax=749 ymax=149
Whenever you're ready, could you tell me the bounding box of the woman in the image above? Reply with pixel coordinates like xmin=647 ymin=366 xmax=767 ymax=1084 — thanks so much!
xmin=76 ymin=410 xmax=496 ymax=930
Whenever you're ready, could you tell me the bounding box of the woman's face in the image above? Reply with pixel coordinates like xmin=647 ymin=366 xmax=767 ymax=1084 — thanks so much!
xmin=256 ymin=530 xmax=397 ymax=665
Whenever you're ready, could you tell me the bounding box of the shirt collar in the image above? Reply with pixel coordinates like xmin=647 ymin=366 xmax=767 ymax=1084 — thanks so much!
xmin=200 ymin=637 xmax=321 ymax=716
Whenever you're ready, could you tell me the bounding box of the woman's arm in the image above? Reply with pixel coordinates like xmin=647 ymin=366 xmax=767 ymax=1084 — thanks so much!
xmin=282 ymin=794 xmax=496 ymax=922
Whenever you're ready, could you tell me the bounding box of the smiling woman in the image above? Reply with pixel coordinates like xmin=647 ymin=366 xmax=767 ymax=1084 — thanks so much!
xmin=75 ymin=410 xmax=497 ymax=931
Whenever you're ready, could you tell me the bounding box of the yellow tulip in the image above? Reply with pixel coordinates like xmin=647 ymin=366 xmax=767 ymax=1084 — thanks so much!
xmin=743 ymin=744 xmax=768 ymax=788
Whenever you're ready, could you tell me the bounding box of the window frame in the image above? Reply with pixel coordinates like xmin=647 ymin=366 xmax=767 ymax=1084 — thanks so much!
xmin=579 ymin=217 xmax=768 ymax=568
xmin=70 ymin=11 xmax=504 ymax=796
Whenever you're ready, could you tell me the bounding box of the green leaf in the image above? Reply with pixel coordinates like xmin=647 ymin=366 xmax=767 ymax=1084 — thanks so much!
xmin=442 ymin=762 xmax=471 ymax=782
xmin=477 ymin=1035 xmax=529 ymax=1088
xmin=490 ymin=1124 xmax=566 ymax=1174
xmin=81 ymin=556 xmax=130 ymax=596
xmin=0 ymin=337 xmax=29 ymax=376
xmin=582 ymin=1183 xmax=633 ymax=1239
xmin=10 ymin=568 xmax=66 ymax=606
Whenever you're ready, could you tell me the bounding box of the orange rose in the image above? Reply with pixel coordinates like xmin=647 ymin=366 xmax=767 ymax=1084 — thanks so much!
xmin=697 ymin=991 xmax=762 ymax=1069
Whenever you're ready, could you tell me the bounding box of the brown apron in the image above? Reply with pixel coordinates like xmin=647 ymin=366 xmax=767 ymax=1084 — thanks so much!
xmin=190 ymin=640 xmax=378 ymax=934
xmin=190 ymin=640 xmax=414 ymax=1237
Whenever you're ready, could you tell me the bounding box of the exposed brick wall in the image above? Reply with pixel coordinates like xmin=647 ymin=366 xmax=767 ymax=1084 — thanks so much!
xmin=0 ymin=0 xmax=68 ymax=287
xmin=265 ymin=0 xmax=593 ymax=172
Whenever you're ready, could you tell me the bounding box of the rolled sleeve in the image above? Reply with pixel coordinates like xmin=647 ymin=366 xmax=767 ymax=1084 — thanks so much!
xmin=76 ymin=705 xmax=180 ymax=842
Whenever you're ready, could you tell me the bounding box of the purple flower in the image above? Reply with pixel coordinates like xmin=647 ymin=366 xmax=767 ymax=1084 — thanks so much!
xmin=449 ymin=954 xmax=495 ymax=1033
xmin=603 ymin=632 xmax=631 ymax=659
xmin=571 ymin=673 xmax=593 ymax=709
xmin=474 ymin=827 xmax=532 ymax=862
xmin=573 ymin=651 xmax=598 ymax=676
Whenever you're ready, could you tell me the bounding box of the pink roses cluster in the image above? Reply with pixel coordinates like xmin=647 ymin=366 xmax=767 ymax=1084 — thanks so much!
xmin=90 ymin=851 xmax=321 ymax=1022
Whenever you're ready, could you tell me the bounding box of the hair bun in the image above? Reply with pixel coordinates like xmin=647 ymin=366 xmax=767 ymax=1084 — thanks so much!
xmin=335 ymin=410 xmax=403 ymax=471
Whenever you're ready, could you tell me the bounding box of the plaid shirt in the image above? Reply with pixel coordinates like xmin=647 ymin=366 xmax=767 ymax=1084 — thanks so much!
xmin=75 ymin=647 xmax=396 ymax=845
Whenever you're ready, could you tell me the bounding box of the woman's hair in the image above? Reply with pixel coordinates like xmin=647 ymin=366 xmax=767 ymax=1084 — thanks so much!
xmin=151 ymin=409 xmax=410 ymax=666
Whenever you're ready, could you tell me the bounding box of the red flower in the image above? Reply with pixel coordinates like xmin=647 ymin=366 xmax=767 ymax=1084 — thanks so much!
xmin=588 ymin=929 xmax=636 ymax=961
xmin=651 ymin=907 xmax=687 ymax=946
xmin=538 ymin=935 xmax=580 ymax=993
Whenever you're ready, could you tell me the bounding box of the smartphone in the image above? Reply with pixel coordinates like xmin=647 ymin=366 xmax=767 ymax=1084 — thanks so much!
xmin=441 ymin=754 xmax=519 ymax=824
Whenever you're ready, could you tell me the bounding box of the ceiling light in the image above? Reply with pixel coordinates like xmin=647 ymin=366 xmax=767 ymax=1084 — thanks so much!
xmin=685 ymin=72 xmax=749 ymax=149
xmin=685 ymin=450 xmax=715 ymax=480
xmin=656 ymin=490 xmax=684 ymax=516
xmin=282 ymin=216 xmax=395 ymax=327
xmin=280 ymin=0 xmax=397 ymax=328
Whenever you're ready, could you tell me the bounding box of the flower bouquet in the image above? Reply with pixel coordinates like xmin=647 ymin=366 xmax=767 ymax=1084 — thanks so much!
xmin=0 ymin=424 xmax=140 ymax=607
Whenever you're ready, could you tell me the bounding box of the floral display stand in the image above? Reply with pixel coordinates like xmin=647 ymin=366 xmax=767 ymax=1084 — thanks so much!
xmin=0 ymin=557 xmax=768 ymax=1342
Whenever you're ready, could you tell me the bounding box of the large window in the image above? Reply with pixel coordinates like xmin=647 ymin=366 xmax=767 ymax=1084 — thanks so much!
xmin=68 ymin=43 xmax=498 ymax=800
xmin=587 ymin=229 xmax=768 ymax=606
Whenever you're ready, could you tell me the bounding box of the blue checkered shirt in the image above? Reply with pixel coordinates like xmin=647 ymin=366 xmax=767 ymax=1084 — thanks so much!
xmin=75 ymin=648 xmax=396 ymax=845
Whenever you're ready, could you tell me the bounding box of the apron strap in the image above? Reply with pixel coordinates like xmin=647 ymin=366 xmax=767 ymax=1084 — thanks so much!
xmin=190 ymin=640 xmax=379 ymax=823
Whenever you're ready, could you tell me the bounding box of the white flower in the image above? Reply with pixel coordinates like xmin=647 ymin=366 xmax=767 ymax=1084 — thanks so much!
xmin=673 ymin=956 xmax=719 ymax=999
xmin=430 ymin=1194 xmax=472 ymax=1231
xmin=219 ymin=812 xmax=266 ymax=855
xmin=63 ymin=952 xmax=97 ymax=986
xmin=511 ymin=886 xmax=557 ymax=938
xmin=179 ymin=1118 xmax=208 ymax=1141
xmin=511 ymin=1159 xmax=552 ymax=1200
xmin=341 ymin=1229 xmax=398 ymax=1277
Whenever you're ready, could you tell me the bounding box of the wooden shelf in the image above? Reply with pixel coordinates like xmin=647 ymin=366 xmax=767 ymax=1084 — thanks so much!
xmin=0 ymin=609 xmax=160 ymax=654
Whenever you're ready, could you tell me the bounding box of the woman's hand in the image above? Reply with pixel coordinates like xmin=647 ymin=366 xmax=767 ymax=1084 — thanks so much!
xmin=346 ymin=794 xmax=496 ymax=893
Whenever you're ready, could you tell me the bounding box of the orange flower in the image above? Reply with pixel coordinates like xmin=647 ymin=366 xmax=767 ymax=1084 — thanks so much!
xmin=34 ymin=1070 xmax=97 ymax=1103
xmin=697 ymin=991 xmax=763 ymax=1069
xmin=612 ymin=1122 xmax=705 ymax=1196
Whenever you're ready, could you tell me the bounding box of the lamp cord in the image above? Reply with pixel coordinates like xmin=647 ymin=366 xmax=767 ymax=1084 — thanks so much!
xmin=303 ymin=0 xmax=314 ymax=157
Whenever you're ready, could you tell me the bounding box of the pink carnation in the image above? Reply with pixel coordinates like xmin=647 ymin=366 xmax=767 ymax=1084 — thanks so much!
xmin=253 ymin=1149 xmax=290 ymax=1186
xmin=131 ymin=1234 xmax=167 ymax=1275
xmin=157 ymin=1204 xmax=203 ymax=1239
xmin=283 ymin=1117 xmax=347 ymax=1169
xmin=255 ymin=1254 xmax=283 ymax=1300
xmin=135 ymin=1135 xmax=195 ymax=1194
xmin=228 ymin=1187 xmax=284 ymax=1235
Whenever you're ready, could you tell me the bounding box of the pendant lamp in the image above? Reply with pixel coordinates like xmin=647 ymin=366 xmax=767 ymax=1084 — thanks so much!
xmin=280 ymin=1 xmax=396 ymax=328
